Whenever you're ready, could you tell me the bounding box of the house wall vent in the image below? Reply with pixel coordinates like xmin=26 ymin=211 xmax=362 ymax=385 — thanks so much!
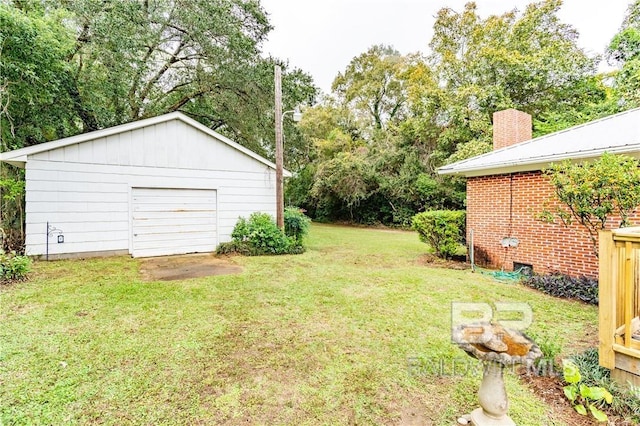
xmin=513 ymin=262 xmax=533 ymax=276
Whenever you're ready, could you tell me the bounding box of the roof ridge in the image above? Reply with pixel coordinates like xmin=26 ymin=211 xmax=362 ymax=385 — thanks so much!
xmin=0 ymin=112 xmax=285 ymax=174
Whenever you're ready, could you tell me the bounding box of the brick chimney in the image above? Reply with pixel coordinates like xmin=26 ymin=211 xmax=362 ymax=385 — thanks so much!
xmin=492 ymin=109 xmax=532 ymax=150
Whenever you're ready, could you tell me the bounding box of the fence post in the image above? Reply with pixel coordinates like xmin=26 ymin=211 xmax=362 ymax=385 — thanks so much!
xmin=599 ymin=230 xmax=616 ymax=369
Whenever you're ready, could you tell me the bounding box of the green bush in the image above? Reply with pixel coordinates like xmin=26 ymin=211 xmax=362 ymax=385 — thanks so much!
xmin=244 ymin=212 xmax=292 ymax=255
xmin=217 ymin=212 xmax=306 ymax=256
xmin=526 ymin=329 xmax=563 ymax=366
xmin=412 ymin=210 xmax=465 ymax=259
xmin=230 ymin=216 xmax=249 ymax=241
xmin=0 ymin=250 xmax=31 ymax=282
xmin=284 ymin=207 xmax=311 ymax=242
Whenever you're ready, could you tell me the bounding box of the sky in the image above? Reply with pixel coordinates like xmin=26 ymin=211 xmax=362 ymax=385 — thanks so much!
xmin=260 ymin=0 xmax=633 ymax=94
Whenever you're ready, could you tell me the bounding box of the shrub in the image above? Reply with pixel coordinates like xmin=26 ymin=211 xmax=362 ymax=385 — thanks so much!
xmin=411 ymin=210 xmax=465 ymax=259
xmin=570 ymin=349 xmax=611 ymax=388
xmin=217 ymin=212 xmax=305 ymax=256
xmin=244 ymin=212 xmax=292 ymax=254
xmin=0 ymin=250 xmax=31 ymax=283
xmin=230 ymin=217 xmax=249 ymax=241
xmin=284 ymin=207 xmax=311 ymax=242
xmin=542 ymin=153 xmax=640 ymax=254
xmin=522 ymin=273 xmax=598 ymax=305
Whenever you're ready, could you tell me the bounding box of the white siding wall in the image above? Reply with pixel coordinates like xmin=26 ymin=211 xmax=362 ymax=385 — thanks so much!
xmin=25 ymin=119 xmax=276 ymax=256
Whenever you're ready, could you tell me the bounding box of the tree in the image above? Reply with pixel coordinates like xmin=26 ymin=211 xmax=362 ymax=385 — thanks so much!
xmin=540 ymin=153 xmax=640 ymax=254
xmin=286 ymin=100 xmax=364 ymax=218
xmin=531 ymin=77 xmax=619 ymax=136
xmin=310 ymin=151 xmax=378 ymax=220
xmin=425 ymin=0 xmax=600 ymax=165
xmin=2 ymin=0 xmax=317 ymax=153
xmin=59 ymin=0 xmax=273 ymax=130
xmin=607 ymin=0 xmax=640 ymax=108
xmin=0 ymin=4 xmax=75 ymax=150
xmin=332 ymin=45 xmax=408 ymax=136
xmin=291 ymin=1 xmax=629 ymax=227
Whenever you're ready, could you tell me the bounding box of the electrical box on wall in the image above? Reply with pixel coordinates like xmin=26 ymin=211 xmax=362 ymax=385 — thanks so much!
xmin=500 ymin=237 xmax=519 ymax=248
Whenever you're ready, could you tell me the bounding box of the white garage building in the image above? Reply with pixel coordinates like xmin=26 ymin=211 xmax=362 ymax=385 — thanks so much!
xmin=0 ymin=112 xmax=285 ymax=258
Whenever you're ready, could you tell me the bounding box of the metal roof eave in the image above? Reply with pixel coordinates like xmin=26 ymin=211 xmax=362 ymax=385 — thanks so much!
xmin=438 ymin=145 xmax=640 ymax=177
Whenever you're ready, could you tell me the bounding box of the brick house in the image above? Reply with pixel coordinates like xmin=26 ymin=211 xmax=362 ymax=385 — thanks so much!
xmin=438 ymin=108 xmax=640 ymax=278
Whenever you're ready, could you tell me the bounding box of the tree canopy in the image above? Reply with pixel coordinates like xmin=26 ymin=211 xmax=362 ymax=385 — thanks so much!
xmin=332 ymin=45 xmax=408 ymax=135
xmin=0 ymin=4 xmax=74 ymax=150
xmin=608 ymin=0 xmax=640 ymax=108
xmin=288 ymin=0 xmax=632 ymax=226
xmin=0 ymin=0 xmax=317 ymax=156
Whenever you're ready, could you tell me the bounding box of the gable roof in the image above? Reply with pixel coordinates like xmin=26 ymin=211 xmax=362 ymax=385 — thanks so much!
xmin=0 ymin=112 xmax=290 ymax=176
xmin=438 ymin=107 xmax=640 ymax=177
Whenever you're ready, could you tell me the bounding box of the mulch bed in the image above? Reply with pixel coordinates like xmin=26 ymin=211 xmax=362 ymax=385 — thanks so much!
xmin=416 ymin=253 xmax=469 ymax=270
xmin=519 ymin=369 xmax=635 ymax=425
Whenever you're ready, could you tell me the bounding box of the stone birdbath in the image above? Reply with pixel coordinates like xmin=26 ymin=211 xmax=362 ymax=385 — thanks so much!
xmin=452 ymin=322 xmax=542 ymax=426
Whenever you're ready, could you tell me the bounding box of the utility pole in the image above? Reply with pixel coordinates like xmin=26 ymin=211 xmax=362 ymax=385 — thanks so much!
xmin=274 ymin=65 xmax=284 ymax=229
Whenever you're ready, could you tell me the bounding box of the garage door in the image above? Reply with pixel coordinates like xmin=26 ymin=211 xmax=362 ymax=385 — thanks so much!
xmin=131 ymin=188 xmax=217 ymax=257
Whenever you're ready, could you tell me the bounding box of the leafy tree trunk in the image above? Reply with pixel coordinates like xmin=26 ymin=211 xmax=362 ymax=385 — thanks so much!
xmin=65 ymin=76 xmax=98 ymax=132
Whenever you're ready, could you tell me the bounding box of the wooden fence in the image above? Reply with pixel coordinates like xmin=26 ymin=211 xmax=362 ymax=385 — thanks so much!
xmin=599 ymin=228 xmax=640 ymax=385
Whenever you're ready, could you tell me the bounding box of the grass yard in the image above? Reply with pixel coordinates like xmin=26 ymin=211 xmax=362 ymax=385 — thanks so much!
xmin=0 ymin=224 xmax=597 ymax=425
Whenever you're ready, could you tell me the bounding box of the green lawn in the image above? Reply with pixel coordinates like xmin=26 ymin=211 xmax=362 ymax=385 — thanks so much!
xmin=0 ymin=224 xmax=596 ymax=425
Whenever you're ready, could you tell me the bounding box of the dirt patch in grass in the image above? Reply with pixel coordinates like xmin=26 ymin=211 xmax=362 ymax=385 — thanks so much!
xmin=138 ymin=253 xmax=242 ymax=281
xmin=416 ymin=253 xmax=469 ymax=270
xmin=394 ymin=396 xmax=439 ymax=426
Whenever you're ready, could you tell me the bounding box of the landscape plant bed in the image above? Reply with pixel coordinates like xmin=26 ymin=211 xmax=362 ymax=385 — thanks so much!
xmin=522 ymin=273 xmax=599 ymax=305
xmin=1 ymin=224 xmax=600 ymax=425
xmin=415 ymin=253 xmax=469 ymax=270
xmin=521 ymin=367 xmax=637 ymax=426
xmin=522 ymin=372 xmax=599 ymax=426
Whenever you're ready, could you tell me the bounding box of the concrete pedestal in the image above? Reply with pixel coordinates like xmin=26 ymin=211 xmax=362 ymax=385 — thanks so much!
xmin=469 ymin=362 xmax=515 ymax=426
